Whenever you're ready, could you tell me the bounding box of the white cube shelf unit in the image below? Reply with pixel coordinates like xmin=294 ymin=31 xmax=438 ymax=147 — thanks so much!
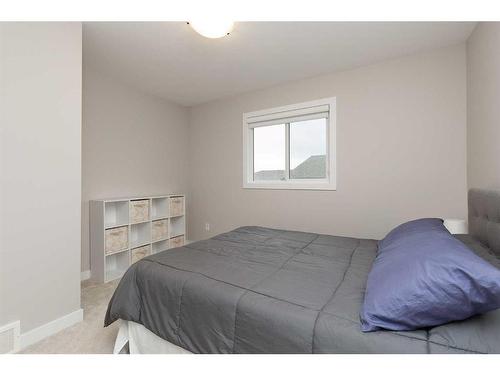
xmin=90 ymin=194 xmax=186 ymax=283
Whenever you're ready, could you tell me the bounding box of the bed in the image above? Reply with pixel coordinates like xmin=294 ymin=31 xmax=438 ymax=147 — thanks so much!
xmin=105 ymin=189 xmax=500 ymax=354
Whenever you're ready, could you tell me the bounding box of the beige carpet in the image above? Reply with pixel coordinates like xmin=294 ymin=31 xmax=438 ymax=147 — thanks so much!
xmin=21 ymin=279 xmax=120 ymax=354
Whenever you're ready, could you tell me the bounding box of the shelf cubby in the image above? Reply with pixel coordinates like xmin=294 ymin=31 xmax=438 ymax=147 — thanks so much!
xmin=151 ymin=197 xmax=169 ymax=220
xmin=169 ymin=215 xmax=185 ymax=238
xmin=130 ymin=221 xmax=151 ymax=248
xmin=105 ymin=251 xmax=130 ymax=282
xmin=152 ymin=239 xmax=169 ymax=254
xmin=104 ymin=200 xmax=129 ymax=228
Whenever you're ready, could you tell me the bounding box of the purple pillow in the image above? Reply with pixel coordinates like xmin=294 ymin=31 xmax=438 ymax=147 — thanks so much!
xmin=361 ymin=218 xmax=500 ymax=332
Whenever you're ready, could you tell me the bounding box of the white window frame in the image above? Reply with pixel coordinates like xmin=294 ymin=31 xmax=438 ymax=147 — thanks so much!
xmin=243 ymin=97 xmax=336 ymax=190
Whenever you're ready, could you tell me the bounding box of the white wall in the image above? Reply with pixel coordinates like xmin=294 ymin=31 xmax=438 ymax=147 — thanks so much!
xmin=82 ymin=67 xmax=190 ymax=272
xmin=467 ymin=23 xmax=500 ymax=189
xmin=0 ymin=23 xmax=82 ymax=334
xmin=188 ymin=45 xmax=467 ymax=241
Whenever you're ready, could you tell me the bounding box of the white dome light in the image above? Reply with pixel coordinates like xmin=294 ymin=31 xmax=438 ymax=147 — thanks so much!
xmin=189 ymin=19 xmax=234 ymax=39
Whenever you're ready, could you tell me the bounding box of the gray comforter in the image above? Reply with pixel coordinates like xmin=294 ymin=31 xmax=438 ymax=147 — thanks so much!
xmin=105 ymin=226 xmax=500 ymax=353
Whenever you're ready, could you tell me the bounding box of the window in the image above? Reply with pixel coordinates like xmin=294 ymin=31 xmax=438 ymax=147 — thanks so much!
xmin=243 ymin=97 xmax=336 ymax=190
xmin=253 ymin=124 xmax=286 ymax=181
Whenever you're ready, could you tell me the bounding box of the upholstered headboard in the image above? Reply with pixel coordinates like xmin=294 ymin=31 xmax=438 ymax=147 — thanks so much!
xmin=469 ymin=189 xmax=500 ymax=256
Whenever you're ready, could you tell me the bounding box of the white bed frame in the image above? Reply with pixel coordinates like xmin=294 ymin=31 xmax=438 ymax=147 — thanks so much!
xmin=114 ymin=320 xmax=191 ymax=354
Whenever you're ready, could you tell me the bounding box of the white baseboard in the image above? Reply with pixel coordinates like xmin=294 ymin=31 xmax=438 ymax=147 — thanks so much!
xmin=19 ymin=308 xmax=83 ymax=351
xmin=81 ymin=270 xmax=91 ymax=281
xmin=0 ymin=320 xmax=20 ymax=353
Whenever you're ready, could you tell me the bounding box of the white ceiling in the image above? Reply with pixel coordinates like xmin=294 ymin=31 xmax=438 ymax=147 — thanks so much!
xmin=83 ymin=22 xmax=476 ymax=106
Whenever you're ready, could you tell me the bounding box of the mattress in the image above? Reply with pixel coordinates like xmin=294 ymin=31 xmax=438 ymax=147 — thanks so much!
xmin=105 ymin=226 xmax=500 ymax=353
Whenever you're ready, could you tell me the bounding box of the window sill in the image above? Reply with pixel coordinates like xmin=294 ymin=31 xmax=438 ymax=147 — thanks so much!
xmin=243 ymin=181 xmax=336 ymax=191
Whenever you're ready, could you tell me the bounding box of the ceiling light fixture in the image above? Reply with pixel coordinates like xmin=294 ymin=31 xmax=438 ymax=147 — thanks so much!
xmin=188 ymin=19 xmax=234 ymax=39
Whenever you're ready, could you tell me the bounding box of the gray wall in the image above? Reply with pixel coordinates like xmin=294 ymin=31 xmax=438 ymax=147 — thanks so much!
xmin=82 ymin=67 xmax=190 ymax=272
xmin=188 ymin=45 xmax=467 ymax=241
xmin=0 ymin=23 xmax=82 ymax=333
xmin=467 ymin=23 xmax=500 ymax=189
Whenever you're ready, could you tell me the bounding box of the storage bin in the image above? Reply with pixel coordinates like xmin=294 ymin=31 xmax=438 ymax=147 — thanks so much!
xmin=170 ymin=235 xmax=185 ymax=248
xmin=131 ymin=245 xmax=151 ymax=263
xmin=152 ymin=219 xmax=168 ymax=241
xmin=130 ymin=199 xmax=149 ymax=223
xmin=105 ymin=226 xmax=128 ymax=254
xmin=169 ymin=196 xmax=184 ymax=217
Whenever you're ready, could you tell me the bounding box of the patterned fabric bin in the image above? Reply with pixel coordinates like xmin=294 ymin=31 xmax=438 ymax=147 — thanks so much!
xmin=105 ymin=226 xmax=128 ymax=254
xmin=131 ymin=245 xmax=151 ymax=263
xmin=170 ymin=235 xmax=185 ymax=248
xmin=130 ymin=199 xmax=149 ymax=223
xmin=152 ymin=219 xmax=168 ymax=241
xmin=169 ymin=197 xmax=184 ymax=217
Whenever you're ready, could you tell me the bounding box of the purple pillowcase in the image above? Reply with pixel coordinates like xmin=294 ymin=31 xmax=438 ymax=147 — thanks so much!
xmin=360 ymin=218 xmax=500 ymax=332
